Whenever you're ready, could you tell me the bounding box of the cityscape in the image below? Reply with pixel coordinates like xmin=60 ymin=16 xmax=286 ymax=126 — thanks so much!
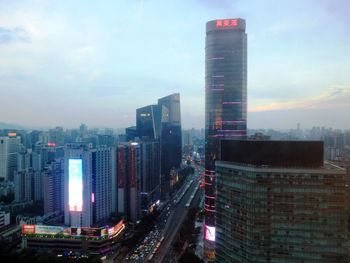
xmin=1 ymin=1 xmax=350 ymax=263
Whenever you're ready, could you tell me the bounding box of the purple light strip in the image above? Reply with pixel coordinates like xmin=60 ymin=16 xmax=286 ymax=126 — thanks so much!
xmin=207 ymin=57 xmax=224 ymax=60
xmin=212 ymin=75 xmax=224 ymax=78
xmin=208 ymin=84 xmax=224 ymax=87
xmin=209 ymin=88 xmax=224 ymax=91
xmin=222 ymin=101 xmax=241 ymax=104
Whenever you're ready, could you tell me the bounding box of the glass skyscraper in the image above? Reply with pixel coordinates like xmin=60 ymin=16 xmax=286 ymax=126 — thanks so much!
xmin=204 ymin=18 xmax=247 ymax=259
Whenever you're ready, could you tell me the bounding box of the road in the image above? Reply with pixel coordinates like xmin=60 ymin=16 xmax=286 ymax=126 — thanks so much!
xmin=152 ymin=174 xmax=202 ymax=263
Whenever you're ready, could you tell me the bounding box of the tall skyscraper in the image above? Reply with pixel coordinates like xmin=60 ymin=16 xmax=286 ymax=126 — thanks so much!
xmin=91 ymin=146 xmax=115 ymax=224
xmin=158 ymin=93 xmax=182 ymax=198
xmin=135 ymin=94 xmax=182 ymax=199
xmin=204 ymin=18 xmax=247 ymax=259
xmin=216 ymin=140 xmax=349 ymax=262
xmin=136 ymin=104 xmax=162 ymax=140
xmin=43 ymin=159 xmax=64 ymax=214
xmin=140 ymin=140 xmax=161 ymax=215
xmin=116 ymin=142 xmax=141 ymax=223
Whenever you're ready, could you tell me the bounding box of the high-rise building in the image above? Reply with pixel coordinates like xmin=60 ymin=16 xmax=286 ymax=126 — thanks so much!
xmin=91 ymin=146 xmax=115 ymax=224
xmin=136 ymin=104 xmax=162 ymax=140
xmin=64 ymin=144 xmax=92 ymax=227
xmin=204 ymin=18 xmax=247 ymax=259
xmin=134 ymin=94 xmax=182 ymax=199
xmin=140 ymin=140 xmax=161 ymax=215
xmin=116 ymin=142 xmax=141 ymax=222
xmin=43 ymin=159 xmax=64 ymax=214
xmin=14 ymin=168 xmax=43 ymax=202
xmin=215 ymin=140 xmax=349 ymax=262
xmin=0 ymin=135 xmax=20 ymax=181
xmin=158 ymin=93 xmax=182 ymax=198
xmin=64 ymin=144 xmax=116 ymax=227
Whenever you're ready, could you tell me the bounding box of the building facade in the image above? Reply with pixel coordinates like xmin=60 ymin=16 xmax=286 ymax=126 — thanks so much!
xmin=0 ymin=135 xmax=20 ymax=181
xmin=64 ymin=144 xmax=92 ymax=227
xmin=215 ymin=140 xmax=349 ymax=263
xmin=158 ymin=93 xmax=182 ymax=198
xmin=117 ymin=142 xmax=141 ymax=223
xmin=204 ymin=18 xmax=247 ymax=259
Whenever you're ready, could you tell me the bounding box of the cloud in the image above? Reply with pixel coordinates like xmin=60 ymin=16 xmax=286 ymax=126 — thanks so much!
xmin=250 ymin=85 xmax=350 ymax=112
xmin=0 ymin=26 xmax=30 ymax=44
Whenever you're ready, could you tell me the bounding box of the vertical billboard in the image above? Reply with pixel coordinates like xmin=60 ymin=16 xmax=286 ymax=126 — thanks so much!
xmin=204 ymin=225 xmax=216 ymax=241
xmin=69 ymin=159 xmax=83 ymax=212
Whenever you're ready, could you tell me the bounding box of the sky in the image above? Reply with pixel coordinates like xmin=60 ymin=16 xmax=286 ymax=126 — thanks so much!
xmin=0 ymin=0 xmax=349 ymax=130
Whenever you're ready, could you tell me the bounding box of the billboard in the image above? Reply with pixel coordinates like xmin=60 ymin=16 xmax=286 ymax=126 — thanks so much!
xmin=204 ymin=225 xmax=216 ymax=242
xmin=35 ymin=225 xmax=65 ymax=235
xmin=69 ymin=159 xmax=83 ymax=212
xmin=22 ymin=225 xmax=35 ymax=234
xmin=108 ymin=220 xmax=124 ymax=236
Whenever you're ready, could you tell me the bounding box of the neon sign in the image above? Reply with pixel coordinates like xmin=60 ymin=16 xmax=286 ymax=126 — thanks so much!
xmin=69 ymin=159 xmax=83 ymax=212
xmin=216 ymin=19 xmax=238 ymax=28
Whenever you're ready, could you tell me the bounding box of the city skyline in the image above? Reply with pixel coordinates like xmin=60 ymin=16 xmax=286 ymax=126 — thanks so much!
xmin=1 ymin=0 xmax=349 ymax=129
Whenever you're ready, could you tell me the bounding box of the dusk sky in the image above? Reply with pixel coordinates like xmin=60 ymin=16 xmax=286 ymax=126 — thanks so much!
xmin=0 ymin=0 xmax=349 ymax=130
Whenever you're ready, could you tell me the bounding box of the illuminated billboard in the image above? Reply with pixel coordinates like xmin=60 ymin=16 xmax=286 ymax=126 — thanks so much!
xmin=204 ymin=225 xmax=216 ymax=242
xmin=35 ymin=225 xmax=65 ymax=235
xmin=69 ymin=159 xmax=83 ymax=212
xmin=108 ymin=220 xmax=125 ymax=237
xmin=22 ymin=225 xmax=35 ymax=234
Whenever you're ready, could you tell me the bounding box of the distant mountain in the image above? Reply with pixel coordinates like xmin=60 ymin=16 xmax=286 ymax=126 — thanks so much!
xmin=0 ymin=122 xmax=26 ymax=130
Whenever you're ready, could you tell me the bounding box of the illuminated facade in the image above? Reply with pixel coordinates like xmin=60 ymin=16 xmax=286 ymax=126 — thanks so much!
xmin=64 ymin=145 xmax=92 ymax=227
xmin=204 ymin=18 xmax=247 ymax=258
xmin=216 ymin=140 xmax=349 ymax=262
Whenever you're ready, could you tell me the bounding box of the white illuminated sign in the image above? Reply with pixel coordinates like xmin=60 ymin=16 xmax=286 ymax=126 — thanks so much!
xmin=69 ymin=159 xmax=83 ymax=212
xmin=205 ymin=225 xmax=216 ymax=241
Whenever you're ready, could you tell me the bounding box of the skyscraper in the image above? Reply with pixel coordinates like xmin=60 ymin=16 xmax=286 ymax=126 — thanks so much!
xmin=135 ymin=94 xmax=182 ymax=199
xmin=204 ymin=18 xmax=247 ymax=259
xmin=64 ymin=144 xmax=92 ymax=227
xmin=158 ymin=93 xmax=182 ymax=198
xmin=116 ymin=142 xmax=141 ymax=223
xmin=216 ymin=140 xmax=349 ymax=262
xmin=0 ymin=135 xmax=20 ymax=181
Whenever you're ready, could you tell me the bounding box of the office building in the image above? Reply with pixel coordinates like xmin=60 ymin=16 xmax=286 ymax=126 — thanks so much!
xmin=91 ymin=146 xmax=115 ymax=224
xmin=140 ymin=140 xmax=161 ymax=214
xmin=64 ymin=144 xmax=93 ymax=227
xmin=0 ymin=135 xmax=20 ymax=181
xmin=215 ymin=140 xmax=349 ymax=262
xmin=14 ymin=168 xmax=43 ymax=202
xmin=136 ymin=104 xmax=162 ymax=140
xmin=43 ymin=159 xmax=64 ymax=214
xmin=117 ymin=142 xmax=141 ymax=222
xmin=158 ymin=93 xmax=182 ymax=197
xmin=204 ymin=18 xmax=247 ymax=259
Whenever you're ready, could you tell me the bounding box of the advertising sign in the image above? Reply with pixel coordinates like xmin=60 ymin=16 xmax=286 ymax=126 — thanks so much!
xmin=35 ymin=225 xmax=65 ymax=235
xmin=22 ymin=224 xmax=35 ymax=234
xmin=204 ymin=225 xmax=216 ymax=242
xmin=69 ymin=159 xmax=83 ymax=212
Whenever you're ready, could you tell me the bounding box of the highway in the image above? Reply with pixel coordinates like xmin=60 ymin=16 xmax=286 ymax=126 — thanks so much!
xmin=110 ymin=168 xmax=202 ymax=263
xmin=152 ymin=173 xmax=202 ymax=263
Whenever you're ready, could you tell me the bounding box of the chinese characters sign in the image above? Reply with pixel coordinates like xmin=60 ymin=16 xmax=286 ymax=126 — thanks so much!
xmin=216 ymin=19 xmax=238 ymax=28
